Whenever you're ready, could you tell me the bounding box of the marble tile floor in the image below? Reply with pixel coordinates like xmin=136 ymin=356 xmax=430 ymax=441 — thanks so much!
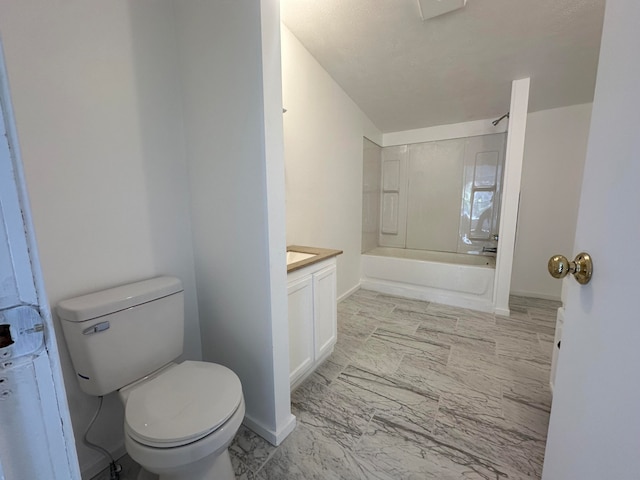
xmin=93 ymin=291 xmax=559 ymax=480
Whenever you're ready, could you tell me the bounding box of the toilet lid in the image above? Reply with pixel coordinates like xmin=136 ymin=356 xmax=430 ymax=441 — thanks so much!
xmin=125 ymin=361 xmax=242 ymax=447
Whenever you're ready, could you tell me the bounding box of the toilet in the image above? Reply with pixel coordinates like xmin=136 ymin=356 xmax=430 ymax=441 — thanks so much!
xmin=57 ymin=276 xmax=244 ymax=480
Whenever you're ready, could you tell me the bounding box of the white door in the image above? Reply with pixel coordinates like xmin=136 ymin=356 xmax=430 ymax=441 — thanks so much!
xmin=0 ymin=45 xmax=80 ymax=480
xmin=542 ymin=1 xmax=640 ymax=478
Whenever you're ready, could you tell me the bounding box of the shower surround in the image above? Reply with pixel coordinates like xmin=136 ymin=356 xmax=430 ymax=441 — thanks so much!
xmin=361 ymin=132 xmax=506 ymax=312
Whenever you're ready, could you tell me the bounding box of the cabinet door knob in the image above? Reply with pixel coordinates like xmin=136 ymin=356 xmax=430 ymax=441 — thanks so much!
xmin=548 ymin=252 xmax=593 ymax=285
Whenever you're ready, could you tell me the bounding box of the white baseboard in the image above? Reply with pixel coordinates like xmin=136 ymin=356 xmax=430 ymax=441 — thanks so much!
xmin=510 ymin=290 xmax=561 ymax=302
xmin=243 ymin=413 xmax=297 ymax=447
xmin=494 ymin=307 xmax=511 ymax=317
xmin=338 ymin=283 xmax=361 ymax=303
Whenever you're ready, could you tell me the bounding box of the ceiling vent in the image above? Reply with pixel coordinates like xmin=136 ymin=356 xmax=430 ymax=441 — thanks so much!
xmin=417 ymin=0 xmax=467 ymax=20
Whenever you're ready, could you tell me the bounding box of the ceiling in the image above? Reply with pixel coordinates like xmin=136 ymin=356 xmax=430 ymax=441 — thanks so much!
xmin=281 ymin=0 xmax=605 ymax=133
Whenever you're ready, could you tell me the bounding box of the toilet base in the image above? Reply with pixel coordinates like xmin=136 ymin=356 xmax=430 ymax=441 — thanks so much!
xmin=137 ymin=449 xmax=234 ymax=480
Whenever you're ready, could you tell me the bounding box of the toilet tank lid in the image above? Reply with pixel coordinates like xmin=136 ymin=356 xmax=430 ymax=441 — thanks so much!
xmin=57 ymin=276 xmax=183 ymax=323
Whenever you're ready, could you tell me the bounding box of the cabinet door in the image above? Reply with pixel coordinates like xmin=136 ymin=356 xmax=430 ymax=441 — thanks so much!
xmin=287 ymin=276 xmax=314 ymax=385
xmin=313 ymin=264 xmax=337 ymax=361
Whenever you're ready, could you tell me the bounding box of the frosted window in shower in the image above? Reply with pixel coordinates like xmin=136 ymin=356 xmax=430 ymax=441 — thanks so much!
xmin=469 ymin=150 xmax=499 ymax=240
xmin=473 ymin=151 xmax=499 ymax=187
xmin=458 ymin=133 xmax=506 ymax=254
xmin=470 ymin=190 xmax=494 ymax=240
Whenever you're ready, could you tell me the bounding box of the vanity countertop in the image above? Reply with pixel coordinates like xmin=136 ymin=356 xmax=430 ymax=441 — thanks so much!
xmin=286 ymin=245 xmax=343 ymax=273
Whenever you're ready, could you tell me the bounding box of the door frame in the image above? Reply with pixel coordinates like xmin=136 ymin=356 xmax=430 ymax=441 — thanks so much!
xmin=0 ymin=40 xmax=80 ymax=479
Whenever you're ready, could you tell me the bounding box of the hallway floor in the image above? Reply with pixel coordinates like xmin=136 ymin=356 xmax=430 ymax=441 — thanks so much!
xmin=96 ymin=290 xmax=558 ymax=480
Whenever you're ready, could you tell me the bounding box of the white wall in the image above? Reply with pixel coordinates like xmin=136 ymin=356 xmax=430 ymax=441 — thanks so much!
xmin=282 ymin=25 xmax=382 ymax=299
xmin=0 ymin=1 xmax=201 ymax=475
xmin=174 ymin=0 xmax=294 ymax=444
xmin=259 ymin=0 xmax=296 ymax=443
xmin=511 ymin=103 xmax=592 ymax=300
xmin=362 ymin=138 xmax=381 ymax=252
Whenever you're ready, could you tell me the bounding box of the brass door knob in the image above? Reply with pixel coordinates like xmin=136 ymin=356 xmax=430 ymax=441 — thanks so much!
xmin=548 ymin=252 xmax=593 ymax=285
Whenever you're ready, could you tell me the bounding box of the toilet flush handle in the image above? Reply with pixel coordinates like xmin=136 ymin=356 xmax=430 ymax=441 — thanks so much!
xmin=82 ymin=321 xmax=110 ymax=335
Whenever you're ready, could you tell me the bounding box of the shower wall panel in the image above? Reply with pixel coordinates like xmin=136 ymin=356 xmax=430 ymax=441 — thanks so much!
xmin=405 ymin=139 xmax=465 ymax=252
xmin=377 ymin=133 xmax=505 ymax=254
xmin=362 ymin=138 xmax=382 ymax=252
xmin=379 ymin=145 xmax=409 ymax=248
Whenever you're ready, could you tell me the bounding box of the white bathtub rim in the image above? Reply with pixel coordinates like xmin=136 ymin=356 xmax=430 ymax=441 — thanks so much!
xmin=364 ymin=247 xmax=496 ymax=268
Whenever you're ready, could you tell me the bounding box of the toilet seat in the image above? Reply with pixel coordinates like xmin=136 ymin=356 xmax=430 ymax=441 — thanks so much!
xmin=124 ymin=361 xmax=242 ymax=448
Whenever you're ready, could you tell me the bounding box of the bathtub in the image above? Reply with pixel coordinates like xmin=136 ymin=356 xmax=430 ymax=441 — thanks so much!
xmin=361 ymin=247 xmax=496 ymax=312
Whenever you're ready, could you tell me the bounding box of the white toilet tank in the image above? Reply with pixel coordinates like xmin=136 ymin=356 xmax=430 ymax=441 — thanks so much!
xmin=57 ymin=276 xmax=184 ymax=396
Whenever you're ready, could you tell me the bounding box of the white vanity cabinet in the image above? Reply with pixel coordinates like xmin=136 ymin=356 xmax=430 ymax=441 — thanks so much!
xmin=287 ymin=257 xmax=337 ymax=388
xmin=287 ymin=275 xmax=314 ymax=385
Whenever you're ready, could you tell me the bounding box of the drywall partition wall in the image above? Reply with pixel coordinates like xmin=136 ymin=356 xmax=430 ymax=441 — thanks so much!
xmin=259 ymin=0 xmax=296 ymax=444
xmin=0 ymin=1 xmax=201 ymax=476
xmin=493 ymin=77 xmax=530 ymax=316
xmin=282 ymin=25 xmax=383 ymax=299
xmin=511 ymin=103 xmax=591 ymax=300
xmin=362 ymin=138 xmax=382 ymax=252
xmin=174 ymin=0 xmax=294 ymax=445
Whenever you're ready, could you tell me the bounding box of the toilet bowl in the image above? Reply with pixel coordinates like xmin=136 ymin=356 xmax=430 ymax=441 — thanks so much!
xmin=120 ymin=361 xmax=244 ymax=480
xmin=56 ymin=277 xmax=246 ymax=480
xmin=125 ymin=399 xmax=244 ymax=480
